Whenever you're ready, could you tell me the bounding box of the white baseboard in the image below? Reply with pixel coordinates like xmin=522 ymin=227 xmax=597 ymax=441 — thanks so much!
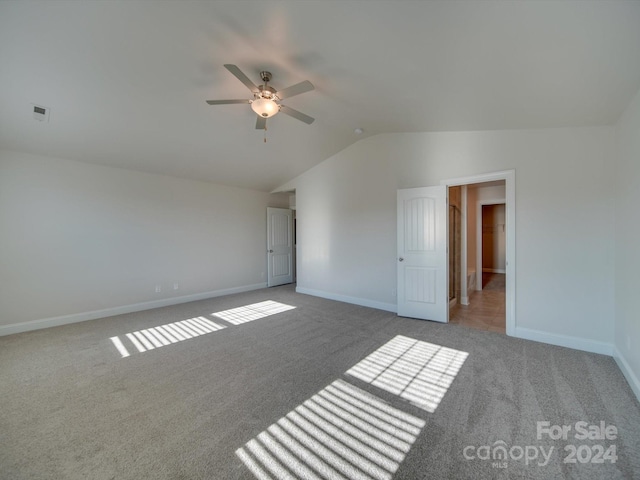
xmin=514 ymin=327 xmax=613 ymax=356
xmin=613 ymin=347 xmax=640 ymax=403
xmin=0 ymin=283 xmax=267 ymax=337
xmin=295 ymin=287 xmax=397 ymax=313
xmin=293 ymin=291 xmax=615 ymax=357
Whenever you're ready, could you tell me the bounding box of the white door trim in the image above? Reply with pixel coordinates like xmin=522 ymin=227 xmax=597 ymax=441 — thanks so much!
xmin=441 ymin=170 xmax=515 ymax=336
xmin=460 ymin=185 xmax=469 ymax=305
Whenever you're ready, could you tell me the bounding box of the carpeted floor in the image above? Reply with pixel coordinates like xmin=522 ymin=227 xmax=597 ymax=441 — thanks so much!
xmin=1 ymin=285 xmax=639 ymax=479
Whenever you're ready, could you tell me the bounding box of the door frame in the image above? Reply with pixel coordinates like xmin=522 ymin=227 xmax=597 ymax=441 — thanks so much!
xmin=441 ymin=170 xmax=515 ymax=336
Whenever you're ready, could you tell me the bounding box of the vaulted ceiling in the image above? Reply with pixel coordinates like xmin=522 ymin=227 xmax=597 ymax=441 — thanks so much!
xmin=1 ymin=1 xmax=640 ymax=191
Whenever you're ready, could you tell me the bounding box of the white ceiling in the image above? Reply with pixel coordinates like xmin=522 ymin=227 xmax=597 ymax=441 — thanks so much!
xmin=2 ymin=1 xmax=640 ymax=192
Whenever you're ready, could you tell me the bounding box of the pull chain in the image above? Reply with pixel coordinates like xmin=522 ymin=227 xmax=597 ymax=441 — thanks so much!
xmin=264 ymin=125 xmax=267 ymax=143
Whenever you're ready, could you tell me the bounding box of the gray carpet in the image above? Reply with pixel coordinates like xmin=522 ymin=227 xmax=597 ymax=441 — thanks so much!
xmin=1 ymin=284 xmax=639 ymax=479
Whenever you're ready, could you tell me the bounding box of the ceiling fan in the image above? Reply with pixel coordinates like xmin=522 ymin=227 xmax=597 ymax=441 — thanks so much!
xmin=206 ymin=64 xmax=315 ymax=131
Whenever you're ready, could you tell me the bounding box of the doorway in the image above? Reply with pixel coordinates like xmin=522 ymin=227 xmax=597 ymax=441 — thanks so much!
xmin=451 ymin=199 xmax=506 ymax=333
xmin=266 ymin=207 xmax=294 ymax=287
xmin=442 ymin=171 xmax=514 ymax=335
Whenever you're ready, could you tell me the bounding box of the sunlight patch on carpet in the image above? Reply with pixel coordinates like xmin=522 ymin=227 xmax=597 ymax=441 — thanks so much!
xmin=236 ymin=379 xmax=425 ymax=480
xmin=346 ymin=335 xmax=468 ymax=412
xmin=109 ymin=317 xmax=226 ymax=357
xmin=109 ymin=336 xmax=130 ymax=358
xmin=212 ymin=300 xmax=295 ymax=325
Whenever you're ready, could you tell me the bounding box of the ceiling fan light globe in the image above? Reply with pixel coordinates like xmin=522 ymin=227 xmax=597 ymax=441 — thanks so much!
xmin=251 ymin=98 xmax=279 ymax=118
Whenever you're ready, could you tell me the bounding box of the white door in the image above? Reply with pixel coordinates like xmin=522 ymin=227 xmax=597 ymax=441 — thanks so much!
xmin=397 ymin=186 xmax=448 ymax=322
xmin=267 ymin=207 xmax=293 ymax=287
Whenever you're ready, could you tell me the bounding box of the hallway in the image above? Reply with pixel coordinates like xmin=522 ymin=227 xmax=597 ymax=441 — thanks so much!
xmin=449 ymin=273 xmax=505 ymax=333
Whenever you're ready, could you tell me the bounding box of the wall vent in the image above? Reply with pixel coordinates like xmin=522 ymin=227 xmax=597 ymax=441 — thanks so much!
xmin=32 ymin=104 xmax=50 ymax=122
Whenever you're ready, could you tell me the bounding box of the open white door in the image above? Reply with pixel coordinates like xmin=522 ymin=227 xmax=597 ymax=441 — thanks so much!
xmin=267 ymin=207 xmax=293 ymax=287
xmin=397 ymin=186 xmax=448 ymax=322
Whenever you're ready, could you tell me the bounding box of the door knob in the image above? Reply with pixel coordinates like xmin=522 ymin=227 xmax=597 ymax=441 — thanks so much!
xmin=268 ymin=249 xmax=274 ymax=253
xmin=398 ymin=257 xmax=404 ymax=262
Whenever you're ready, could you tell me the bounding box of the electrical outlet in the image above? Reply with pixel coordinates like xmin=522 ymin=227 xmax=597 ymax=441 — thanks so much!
xmin=173 ymin=283 xmax=179 ymax=290
xmin=155 ymin=285 xmax=161 ymax=293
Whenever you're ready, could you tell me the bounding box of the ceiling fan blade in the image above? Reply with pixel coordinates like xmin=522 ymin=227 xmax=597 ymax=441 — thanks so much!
xmin=255 ymin=116 xmax=267 ymax=130
xmin=279 ymin=105 xmax=315 ymax=125
xmin=276 ymin=80 xmax=314 ymax=99
xmin=224 ymin=64 xmax=259 ymax=93
xmin=206 ymin=99 xmax=251 ymax=105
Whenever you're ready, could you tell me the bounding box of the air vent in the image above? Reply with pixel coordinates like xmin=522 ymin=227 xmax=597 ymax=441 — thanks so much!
xmin=32 ymin=104 xmax=50 ymax=122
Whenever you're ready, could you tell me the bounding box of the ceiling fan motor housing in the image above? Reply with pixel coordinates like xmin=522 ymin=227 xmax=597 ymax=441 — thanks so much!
xmin=257 ymin=85 xmax=277 ymax=100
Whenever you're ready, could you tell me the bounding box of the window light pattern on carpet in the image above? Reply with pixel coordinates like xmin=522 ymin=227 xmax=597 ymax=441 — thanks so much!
xmin=212 ymin=300 xmax=295 ymax=325
xmin=109 ymin=316 xmax=226 ymax=357
xmin=236 ymin=379 xmax=425 ymax=480
xmin=346 ymin=335 xmax=468 ymax=413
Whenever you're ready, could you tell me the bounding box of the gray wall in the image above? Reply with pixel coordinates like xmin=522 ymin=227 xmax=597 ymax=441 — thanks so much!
xmin=277 ymin=126 xmax=616 ymax=351
xmin=0 ymin=149 xmax=288 ymax=331
xmin=614 ymin=86 xmax=640 ymax=398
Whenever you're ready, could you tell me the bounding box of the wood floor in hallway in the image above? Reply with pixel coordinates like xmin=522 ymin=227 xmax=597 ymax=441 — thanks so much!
xmin=449 ymin=272 xmax=505 ymax=333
